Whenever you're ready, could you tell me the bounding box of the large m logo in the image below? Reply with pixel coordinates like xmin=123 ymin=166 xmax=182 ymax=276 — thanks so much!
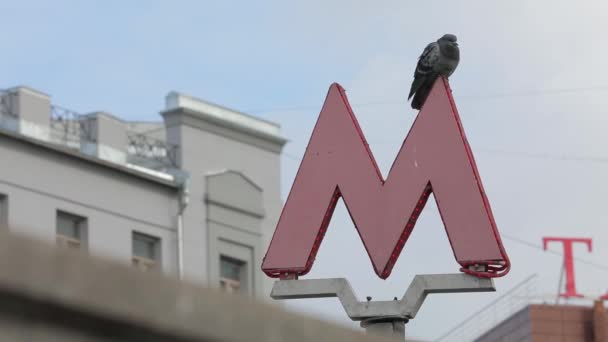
xmin=262 ymin=77 xmax=510 ymax=279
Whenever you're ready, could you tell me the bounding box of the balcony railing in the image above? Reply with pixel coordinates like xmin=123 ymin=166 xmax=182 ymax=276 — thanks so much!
xmin=127 ymin=132 xmax=178 ymax=169
xmin=50 ymin=105 xmax=94 ymax=148
xmin=0 ymin=89 xmax=16 ymax=118
xmin=0 ymin=88 xmax=178 ymax=172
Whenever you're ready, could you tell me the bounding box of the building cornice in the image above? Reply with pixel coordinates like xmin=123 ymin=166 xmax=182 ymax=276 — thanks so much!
xmin=161 ymin=92 xmax=288 ymax=153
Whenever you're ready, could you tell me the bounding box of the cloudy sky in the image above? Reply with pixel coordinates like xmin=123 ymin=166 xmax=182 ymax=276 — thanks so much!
xmin=2 ymin=1 xmax=608 ymax=340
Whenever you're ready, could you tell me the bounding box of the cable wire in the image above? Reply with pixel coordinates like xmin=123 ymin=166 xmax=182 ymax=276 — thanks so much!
xmin=245 ymin=84 xmax=608 ymax=114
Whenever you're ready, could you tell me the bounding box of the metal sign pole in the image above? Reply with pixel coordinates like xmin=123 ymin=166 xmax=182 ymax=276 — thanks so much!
xmin=271 ymin=273 xmax=496 ymax=340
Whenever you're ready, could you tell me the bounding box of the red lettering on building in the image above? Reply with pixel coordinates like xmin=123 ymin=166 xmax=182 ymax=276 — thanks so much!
xmin=543 ymin=237 xmax=592 ymax=298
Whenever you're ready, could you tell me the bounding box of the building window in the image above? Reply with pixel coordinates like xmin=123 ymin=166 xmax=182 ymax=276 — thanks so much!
xmin=220 ymin=256 xmax=246 ymax=293
xmin=132 ymin=231 xmax=161 ymax=272
xmin=56 ymin=211 xmax=87 ymax=250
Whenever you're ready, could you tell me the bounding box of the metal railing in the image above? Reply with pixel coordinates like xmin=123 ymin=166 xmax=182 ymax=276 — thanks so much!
xmin=50 ymin=105 xmax=94 ymax=147
xmin=0 ymin=89 xmax=16 ymax=118
xmin=0 ymin=88 xmax=18 ymax=131
xmin=1 ymin=88 xmax=178 ymax=171
xmin=127 ymin=132 xmax=178 ymax=169
xmin=435 ymin=274 xmax=539 ymax=342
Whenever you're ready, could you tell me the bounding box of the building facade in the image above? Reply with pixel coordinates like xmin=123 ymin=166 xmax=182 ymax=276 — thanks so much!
xmin=475 ymin=301 xmax=607 ymax=342
xmin=0 ymin=85 xmax=286 ymax=298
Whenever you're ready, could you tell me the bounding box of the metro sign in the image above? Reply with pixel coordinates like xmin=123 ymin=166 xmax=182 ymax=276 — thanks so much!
xmin=262 ymin=77 xmax=510 ymax=280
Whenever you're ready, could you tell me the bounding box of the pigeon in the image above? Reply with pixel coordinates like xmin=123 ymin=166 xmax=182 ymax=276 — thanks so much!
xmin=408 ymin=34 xmax=460 ymax=110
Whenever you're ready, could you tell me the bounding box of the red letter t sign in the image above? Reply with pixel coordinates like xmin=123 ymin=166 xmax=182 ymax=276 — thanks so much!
xmin=543 ymin=237 xmax=592 ymax=298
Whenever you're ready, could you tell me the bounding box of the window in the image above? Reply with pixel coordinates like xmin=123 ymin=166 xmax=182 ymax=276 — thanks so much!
xmin=220 ymin=256 xmax=246 ymax=293
xmin=0 ymin=194 xmax=7 ymax=229
xmin=56 ymin=211 xmax=87 ymax=250
xmin=132 ymin=231 xmax=161 ymax=272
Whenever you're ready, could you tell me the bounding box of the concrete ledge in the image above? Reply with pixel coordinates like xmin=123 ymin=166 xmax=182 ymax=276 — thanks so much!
xmin=0 ymin=231 xmax=393 ymax=341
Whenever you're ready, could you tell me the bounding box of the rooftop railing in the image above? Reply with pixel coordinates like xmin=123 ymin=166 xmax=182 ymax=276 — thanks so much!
xmin=0 ymin=88 xmax=178 ymax=171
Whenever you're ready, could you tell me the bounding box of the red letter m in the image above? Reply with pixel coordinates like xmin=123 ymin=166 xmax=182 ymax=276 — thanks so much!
xmin=262 ymin=78 xmax=510 ymax=279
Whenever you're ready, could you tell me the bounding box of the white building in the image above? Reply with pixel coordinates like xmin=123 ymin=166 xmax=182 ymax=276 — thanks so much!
xmin=0 ymin=85 xmax=286 ymax=298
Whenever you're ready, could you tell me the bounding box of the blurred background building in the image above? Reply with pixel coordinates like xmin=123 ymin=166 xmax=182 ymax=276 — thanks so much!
xmin=436 ymin=274 xmax=608 ymax=341
xmin=0 ymin=85 xmax=286 ymax=298
xmin=473 ymin=301 xmax=607 ymax=342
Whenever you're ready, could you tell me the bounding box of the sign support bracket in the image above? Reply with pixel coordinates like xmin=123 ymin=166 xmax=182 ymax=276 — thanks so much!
xmin=270 ymin=273 xmax=496 ymax=340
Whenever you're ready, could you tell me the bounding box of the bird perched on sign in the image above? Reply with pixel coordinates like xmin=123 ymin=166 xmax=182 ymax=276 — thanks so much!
xmin=408 ymin=34 xmax=460 ymax=110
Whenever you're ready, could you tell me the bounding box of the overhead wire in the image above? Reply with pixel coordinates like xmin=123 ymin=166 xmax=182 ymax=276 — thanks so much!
xmin=135 ymin=83 xmax=608 ymax=137
xmin=280 ymin=153 xmax=608 ymax=273
xmin=283 ymin=148 xmax=608 ymax=165
xmin=244 ymin=84 xmax=608 ymax=114
xmin=137 ymin=83 xmax=608 ymax=273
xmin=502 ymin=235 xmax=608 ymax=273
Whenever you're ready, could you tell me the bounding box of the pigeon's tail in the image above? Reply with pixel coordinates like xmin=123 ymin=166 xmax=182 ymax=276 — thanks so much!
xmin=411 ymin=73 xmax=438 ymax=110
xmin=408 ymin=76 xmax=424 ymax=100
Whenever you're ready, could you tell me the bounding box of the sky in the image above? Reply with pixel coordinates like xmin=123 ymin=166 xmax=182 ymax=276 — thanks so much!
xmin=2 ymin=1 xmax=608 ymax=340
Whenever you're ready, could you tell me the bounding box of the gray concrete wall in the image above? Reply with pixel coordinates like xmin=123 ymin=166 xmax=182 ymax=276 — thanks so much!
xmin=81 ymin=112 xmax=128 ymax=164
xmin=8 ymin=87 xmax=51 ymax=141
xmin=163 ymin=104 xmax=285 ymax=298
xmin=206 ymin=171 xmax=265 ymax=297
xmin=0 ymin=132 xmax=180 ymax=274
xmin=0 ymin=230 xmax=394 ymax=342
xmin=0 ymin=84 xmax=287 ymax=300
